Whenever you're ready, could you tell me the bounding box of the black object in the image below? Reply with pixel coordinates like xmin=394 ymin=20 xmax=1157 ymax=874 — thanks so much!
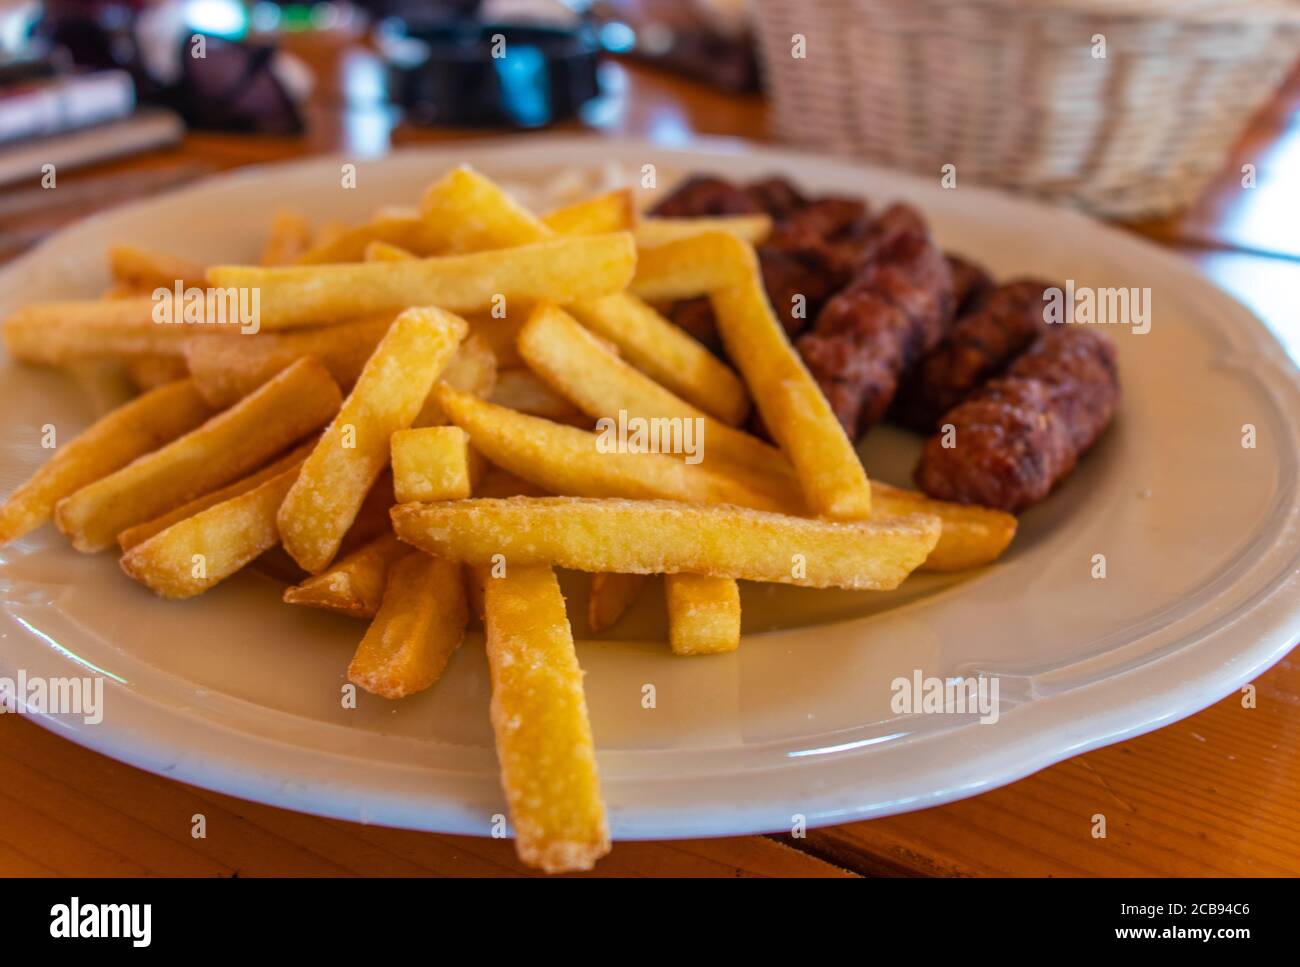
xmin=383 ymin=21 xmax=601 ymax=128
xmin=166 ymin=37 xmax=304 ymax=136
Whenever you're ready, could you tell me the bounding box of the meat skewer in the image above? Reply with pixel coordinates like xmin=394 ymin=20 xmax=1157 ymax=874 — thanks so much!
xmin=914 ymin=327 xmax=1119 ymax=512
xmin=796 ymin=218 xmax=955 ymax=437
xmin=945 ymin=254 xmax=995 ymax=317
xmin=892 ymin=278 xmax=1059 ymax=432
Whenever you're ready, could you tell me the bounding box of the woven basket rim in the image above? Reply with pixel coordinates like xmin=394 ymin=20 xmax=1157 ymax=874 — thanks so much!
xmin=818 ymin=0 xmax=1300 ymax=25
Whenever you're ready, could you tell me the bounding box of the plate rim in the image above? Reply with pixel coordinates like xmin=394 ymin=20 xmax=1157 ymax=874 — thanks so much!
xmin=1 ymin=135 xmax=1297 ymax=840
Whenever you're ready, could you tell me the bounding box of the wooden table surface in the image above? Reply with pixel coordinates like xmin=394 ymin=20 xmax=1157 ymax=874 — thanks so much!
xmin=1 ymin=34 xmax=1297 ymax=877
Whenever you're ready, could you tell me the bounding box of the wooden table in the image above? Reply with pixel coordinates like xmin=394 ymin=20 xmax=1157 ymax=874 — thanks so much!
xmin=1 ymin=35 xmax=1297 ymax=877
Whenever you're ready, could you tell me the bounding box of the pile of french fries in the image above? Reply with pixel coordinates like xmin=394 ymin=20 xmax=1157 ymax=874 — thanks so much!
xmin=0 ymin=165 xmax=1017 ymax=873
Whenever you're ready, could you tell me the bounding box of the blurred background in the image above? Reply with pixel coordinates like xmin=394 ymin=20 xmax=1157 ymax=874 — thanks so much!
xmin=0 ymin=0 xmax=1298 ymax=265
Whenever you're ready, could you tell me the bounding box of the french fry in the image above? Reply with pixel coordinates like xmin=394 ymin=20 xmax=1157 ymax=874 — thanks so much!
xmin=482 ymin=564 xmax=609 ymax=872
xmin=347 ymin=550 xmax=468 ymax=699
xmin=391 ymin=426 xmax=483 ymax=503
xmin=635 ymin=214 xmax=772 ymax=249
xmin=183 ymin=315 xmax=493 ymax=414
xmin=282 ymin=532 xmax=405 ymax=618
xmin=706 ymin=237 xmax=874 ymax=519
xmin=433 ymin=385 xmax=783 ymax=512
xmin=0 ymin=380 xmax=214 ymax=545
xmin=705 ymin=450 xmax=1017 ymax=572
xmin=4 ymin=298 xmax=201 ymax=364
xmin=209 ymin=233 xmax=637 ymax=329
xmin=109 ymin=245 xmax=206 ymax=290
xmin=120 ymin=458 xmax=304 ymax=598
xmin=488 ymin=369 xmax=583 ymax=422
xmin=311 ymin=219 xmax=350 ymax=248
xmin=117 ymin=439 xmax=317 ymax=550
xmin=393 ymin=497 xmax=941 ymax=590
xmin=542 ymin=189 xmax=636 ymax=236
xmin=419 ymin=167 xmax=548 ymax=251
xmin=518 ymin=303 xmax=789 ymax=478
xmin=125 ymin=353 xmax=190 ymax=391
xmin=628 ymin=232 xmax=750 ymax=302
xmin=467 ymin=314 xmax=524 ymax=368
xmin=260 ymin=209 xmax=312 ymax=265
xmin=56 ymin=357 xmax=341 ymax=552
xmin=474 ymin=468 xmax=550 ymax=499
xmin=364 ymin=240 xmax=417 ymax=261
xmin=278 ymin=308 xmax=467 ymax=572
xmin=664 ymin=574 xmax=740 ymax=656
xmin=566 ymin=295 xmax=749 ymax=426
xmin=587 ymin=572 xmax=647 ymax=634
xmin=420 ymin=167 xmax=749 ymax=425
xmin=294 ymin=210 xmax=442 ymax=264
xmin=868 ymin=481 xmax=1018 ymax=572
xmin=184 ymin=315 xmax=394 ymax=406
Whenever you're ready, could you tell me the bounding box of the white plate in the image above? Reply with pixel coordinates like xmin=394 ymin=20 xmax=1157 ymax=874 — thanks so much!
xmin=1 ymin=137 xmax=1297 ymax=840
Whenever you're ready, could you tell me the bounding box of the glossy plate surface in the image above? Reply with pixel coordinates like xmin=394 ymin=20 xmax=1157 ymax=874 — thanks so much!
xmin=1 ymin=137 xmax=1297 ymax=838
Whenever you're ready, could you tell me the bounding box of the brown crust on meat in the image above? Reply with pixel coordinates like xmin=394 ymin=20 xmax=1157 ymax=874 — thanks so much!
xmin=914 ymin=327 xmax=1119 ymax=512
xmin=893 ymin=279 xmax=1059 ymax=432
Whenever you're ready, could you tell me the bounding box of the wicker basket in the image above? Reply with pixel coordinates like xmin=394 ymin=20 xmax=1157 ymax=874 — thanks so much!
xmin=750 ymin=0 xmax=1300 ymax=217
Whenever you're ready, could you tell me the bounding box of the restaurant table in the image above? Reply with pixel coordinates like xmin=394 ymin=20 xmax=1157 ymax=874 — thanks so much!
xmin=1 ymin=32 xmax=1297 ymax=877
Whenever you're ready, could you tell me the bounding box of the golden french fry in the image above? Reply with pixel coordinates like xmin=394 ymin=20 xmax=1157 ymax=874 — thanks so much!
xmin=295 ymin=210 xmax=442 ymax=264
xmin=118 ymin=439 xmax=317 ymax=550
xmin=260 ymin=208 xmax=313 ymax=265
xmin=56 ymin=357 xmax=340 ymax=552
xmin=665 ymin=574 xmax=740 ymax=656
xmin=628 ymin=232 xmax=751 ymax=302
xmin=707 ymin=243 xmax=874 ymax=519
xmin=364 ymin=240 xmax=417 ymax=261
xmin=0 ymin=380 xmax=214 ymax=546
xmin=706 ymin=450 xmax=1016 ymax=572
xmin=109 ymin=245 xmax=206 ymax=291
xmin=184 ymin=315 xmax=393 ymax=406
xmin=474 ymin=468 xmax=550 ymax=499
xmin=468 ymin=314 xmax=524 ymax=368
xmin=482 ymin=564 xmax=609 ymax=873
xmin=209 ymin=233 xmax=637 ymax=329
xmin=120 ymin=458 xmax=304 ymax=598
xmin=566 ymin=295 xmax=750 ymax=426
xmin=283 ymin=532 xmax=405 ymax=618
xmin=635 ymin=214 xmax=772 ymax=249
xmin=488 ymin=369 xmax=583 ymax=422
xmin=391 ymin=426 xmax=483 ymax=503
xmin=419 ymin=167 xmax=749 ymax=425
xmin=4 ymin=298 xmax=204 ymax=364
xmin=183 ymin=314 xmax=493 ymax=415
xmin=311 ymin=219 xmax=350 ymax=248
xmin=434 ymin=384 xmax=783 ymax=512
xmin=542 ymin=189 xmax=636 ymax=236
xmin=348 ymin=549 xmax=468 ymax=699
xmin=103 ymin=282 xmax=145 ymax=299
xmin=587 ymin=572 xmax=647 ymax=634
xmin=393 ymin=497 xmax=940 ymax=590
xmin=278 ymin=308 xmax=467 ymax=572
xmin=419 ymin=166 xmax=548 ymax=251
xmin=335 ymin=468 xmax=396 ymax=559
xmin=124 ymin=353 xmax=190 ymax=391
xmin=868 ymin=481 xmax=1018 ymax=572
xmin=518 ymin=303 xmax=789 ymax=478
xmin=413 ymin=334 xmax=497 ymax=427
